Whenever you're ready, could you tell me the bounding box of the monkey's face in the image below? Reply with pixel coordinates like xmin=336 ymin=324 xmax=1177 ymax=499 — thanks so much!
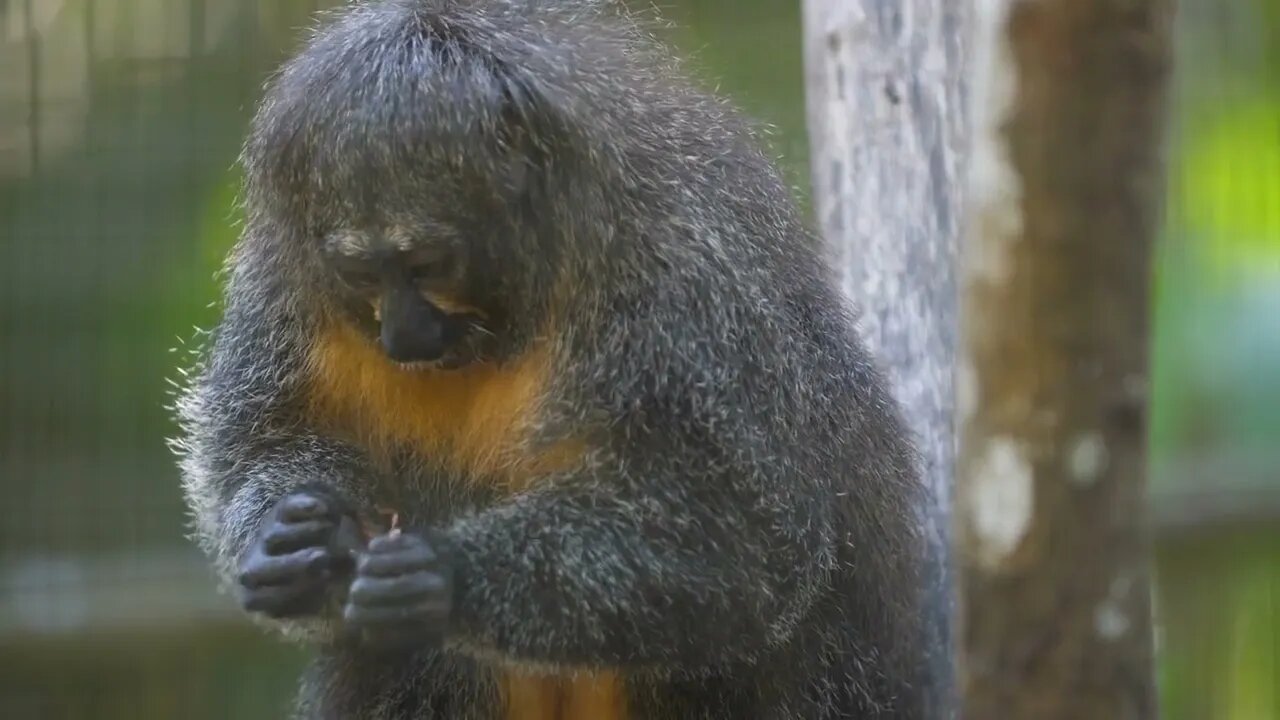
xmin=321 ymin=228 xmax=491 ymax=370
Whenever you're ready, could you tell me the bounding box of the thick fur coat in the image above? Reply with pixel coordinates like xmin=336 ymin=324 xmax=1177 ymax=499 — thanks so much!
xmin=174 ymin=1 xmax=927 ymax=718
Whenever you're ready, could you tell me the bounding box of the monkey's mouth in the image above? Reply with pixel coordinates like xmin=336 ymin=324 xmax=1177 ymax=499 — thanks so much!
xmin=388 ymin=352 xmax=476 ymax=373
xmin=390 ymin=359 xmax=447 ymax=372
xmin=386 ymin=350 xmax=470 ymax=372
xmin=383 ymin=318 xmax=489 ymax=372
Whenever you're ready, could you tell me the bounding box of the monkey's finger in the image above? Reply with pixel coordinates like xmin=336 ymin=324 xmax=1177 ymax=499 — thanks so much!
xmin=278 ymin=492 xmax=337 ymax=523
xmin=242 ymin=582 xmax=327 ymax=618
xmin=332 ymin=516 xmax=369 ymax=556
xmin=239 ymin=548 xmax=331 ymax=588
xmin=349 ymin=573 xmax=448 ymax=607
xmin=343 ymin=599 xmax=449 ymax=629
xmin=356 ymin=547 xmax=438 ymax=577
xmin=263 ymin=520 xmax=333 ymax=554
xmin=366 ymin=531 xmax=431 ymax=554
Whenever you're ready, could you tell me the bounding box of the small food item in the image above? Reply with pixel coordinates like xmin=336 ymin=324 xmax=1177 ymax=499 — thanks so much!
xmin=376 ymin=505 xmax=402 ymax=539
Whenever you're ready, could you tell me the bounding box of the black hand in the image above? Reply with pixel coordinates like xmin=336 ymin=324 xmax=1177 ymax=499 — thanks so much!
xmin=237 ymin=490 xmax=361 ymax=619
xmin=344 ymin=530 xmax=453 ymax=651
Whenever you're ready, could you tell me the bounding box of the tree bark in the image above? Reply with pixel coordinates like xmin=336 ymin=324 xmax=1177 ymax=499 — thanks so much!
xmin=956 ymin=1 xmax=1174 ymax=718
xmin=803 ymin=3 xmax=971 ymax=717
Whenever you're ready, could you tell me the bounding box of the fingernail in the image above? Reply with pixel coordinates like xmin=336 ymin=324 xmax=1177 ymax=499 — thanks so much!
xmin=307 ymin=550 xmax=329 ymax=571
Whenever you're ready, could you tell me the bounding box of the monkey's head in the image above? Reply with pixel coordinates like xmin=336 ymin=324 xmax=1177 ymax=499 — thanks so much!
xmin=238 ymin=1 xmax=636 ymax=369
xmin=272 ymin=174 xmax=520 ymax=371
xmin=316 ymin=225 xmax=493 ymax=370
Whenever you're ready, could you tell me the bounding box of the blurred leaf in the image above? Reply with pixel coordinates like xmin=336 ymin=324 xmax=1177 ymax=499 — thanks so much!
xmin=1178 ymin=97 xmax=1280 ymax=273
xmin=1224 ymin=563 xmax=1279 ymax=719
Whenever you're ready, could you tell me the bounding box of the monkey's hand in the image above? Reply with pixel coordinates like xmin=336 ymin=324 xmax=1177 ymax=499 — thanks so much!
xmin=236 ymin=489 xmax=362 ymax=619
xmin=344 ymin=530 xmax=453 ymax=652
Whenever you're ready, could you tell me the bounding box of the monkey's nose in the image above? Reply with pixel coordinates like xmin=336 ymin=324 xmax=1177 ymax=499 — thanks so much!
xmin=380 ymin=292 xmax=448 ymax=363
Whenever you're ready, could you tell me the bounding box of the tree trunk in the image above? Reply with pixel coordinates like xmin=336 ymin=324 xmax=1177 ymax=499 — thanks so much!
xmin=956 ymin=1 xmax=1174 ymax=718
xmin=803 ymin=3 xmax=971 ymax=717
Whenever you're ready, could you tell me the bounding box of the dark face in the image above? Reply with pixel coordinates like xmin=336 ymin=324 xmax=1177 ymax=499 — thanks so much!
xmin=321 ymin=227 xmax=489 ymax=369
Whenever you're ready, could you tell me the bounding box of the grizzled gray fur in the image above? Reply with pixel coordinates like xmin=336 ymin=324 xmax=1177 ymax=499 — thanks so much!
xmin=173 ymin=0 xmax=928 ymax=717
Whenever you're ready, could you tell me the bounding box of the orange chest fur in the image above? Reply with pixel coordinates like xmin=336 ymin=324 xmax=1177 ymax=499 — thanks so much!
xmin=305 ymin=322 xmax=574 ymax=485
xmin=305 ymin=323 xmax=626 ymax=720
xmin=503 ymin=672 xmax=627 ymax=720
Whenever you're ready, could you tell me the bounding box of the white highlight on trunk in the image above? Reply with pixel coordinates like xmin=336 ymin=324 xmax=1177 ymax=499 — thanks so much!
xmin=968 ymin=437 xmax=1034 ymax=568
xmin=966 ymin=0 xmax=1025 ymax=287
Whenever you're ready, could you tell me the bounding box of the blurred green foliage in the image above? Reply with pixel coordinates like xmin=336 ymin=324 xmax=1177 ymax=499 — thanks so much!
xmin=1147 ymin=2 xmax=1280 ymax=716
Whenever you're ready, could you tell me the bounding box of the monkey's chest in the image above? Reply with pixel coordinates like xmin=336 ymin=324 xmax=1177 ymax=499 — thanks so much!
xmin=306 ymin=323 xmax=581 ymax=488
xmin=500 ymin=672 xmax=627 ymax=720
xmin=308 ymin=326 xmax=621 ymax=719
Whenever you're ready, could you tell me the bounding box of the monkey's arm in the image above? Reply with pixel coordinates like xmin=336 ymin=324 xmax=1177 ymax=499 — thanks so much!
xmin=437 ymin=450 xmax=834 ymax=673
xmin=177 ymin=273 xmax=374 ymax=640
xmin=184 ymin=433 xmax=369 ymax=586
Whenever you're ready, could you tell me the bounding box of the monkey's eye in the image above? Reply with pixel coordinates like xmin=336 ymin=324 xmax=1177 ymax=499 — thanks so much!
xmin=404 ymin=252 xmax=455 ymax=283
xmin=340 ymin=269 xmax=380 ymax=289
xmin=329 ymin=258 xmax=380 ymax=291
